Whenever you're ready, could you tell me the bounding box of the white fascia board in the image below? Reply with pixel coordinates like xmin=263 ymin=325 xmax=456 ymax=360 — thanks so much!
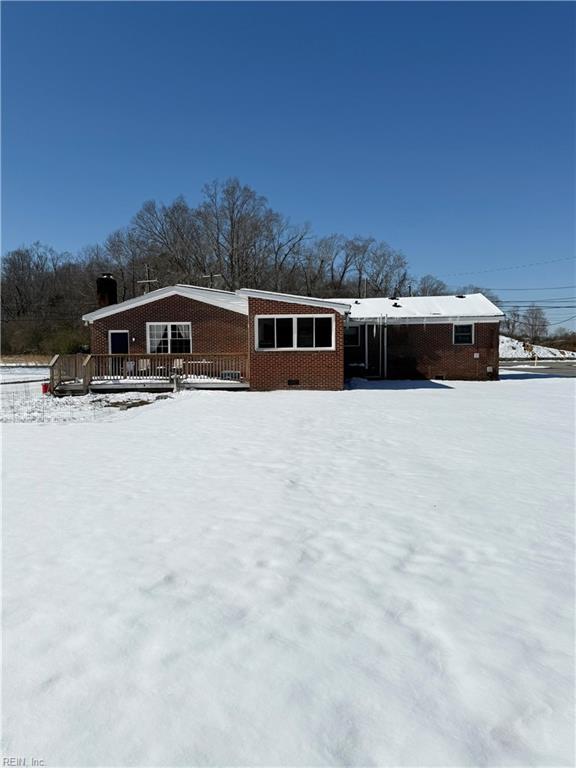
xmin=82 ymin=285 xmax=248 ymax=323
xmin=237 ymin=288 xmax=350 ymax=314
xmin=174 ymin=285 xmax=248 ymax=314
xmin=357 ymin=316 xmax=503 ymax=325
xmin=82 ymin=287 xmax=179 ymax=322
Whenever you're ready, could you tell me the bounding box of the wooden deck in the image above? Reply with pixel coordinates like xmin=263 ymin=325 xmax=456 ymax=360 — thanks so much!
xmin=50 ymin=353 xmax=250 ymax=395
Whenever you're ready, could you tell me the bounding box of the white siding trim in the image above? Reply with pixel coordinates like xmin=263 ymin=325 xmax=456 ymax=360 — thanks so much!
xmin=83 ymin=285 xmax=248 ymax=322
xmin=357 ymin=316 xmax=500 ymax=326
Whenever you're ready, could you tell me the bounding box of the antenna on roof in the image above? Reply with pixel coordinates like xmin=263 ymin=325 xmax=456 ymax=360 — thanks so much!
xmin=136 ymin=264 xmax=158 ymax=294
xmin=202 ymin=273 xmax=223 ymax=289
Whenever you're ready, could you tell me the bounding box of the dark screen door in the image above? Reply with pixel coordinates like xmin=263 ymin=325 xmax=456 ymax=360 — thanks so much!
xmin=109 ymin=331 xmax=129 ymax=354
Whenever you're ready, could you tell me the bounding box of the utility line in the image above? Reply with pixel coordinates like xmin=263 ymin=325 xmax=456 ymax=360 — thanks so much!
xmin=440 ymin=256 xmax=576 ymax=277
xmin=499 ymin=305 xmax=576 ymax=309
xmin=548 ymin=314 xmax=576 ymax=325
xmin=498 ymin=298 xmax=576 ymax=302
xmin=498 ymin=297 xmax=576 ymax=302
xmin=483 ymin=285 xmax=576 ymax=291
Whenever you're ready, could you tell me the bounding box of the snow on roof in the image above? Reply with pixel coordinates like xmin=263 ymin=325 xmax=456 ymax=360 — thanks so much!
xmin=236 ymin=288 xmax=351 ymax=314
xmin=338 ymin=293 xmax=504 ymax=322
xmin=82 ymin=284 xmax=248 ymax=322
xmin=82 ymin=285 xmax=502 ymax=325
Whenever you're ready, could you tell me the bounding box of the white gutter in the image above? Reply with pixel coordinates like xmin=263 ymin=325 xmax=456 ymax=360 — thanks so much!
xmin=351 ymin=315 xmax=502 ymax=325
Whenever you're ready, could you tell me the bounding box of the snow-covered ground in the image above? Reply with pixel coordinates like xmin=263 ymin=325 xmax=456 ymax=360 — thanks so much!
xmin=2 ymin=377 xmax=574 ymax=766
xmin=500 ymin=335 xmax=576 ymax=359
xmin=0 ymin=386 xmax=177 ymax=423
xmin=0 ymin=365 xmax=50 ymax=382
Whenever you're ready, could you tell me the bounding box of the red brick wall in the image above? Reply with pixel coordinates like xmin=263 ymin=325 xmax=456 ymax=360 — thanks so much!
xmin=89 ymin=295 xmax=248 ymax=354
xmin=248 ymin=298 xmax=345 ymax=390
xmin=386 ymin=322 xmax=500 ymax=380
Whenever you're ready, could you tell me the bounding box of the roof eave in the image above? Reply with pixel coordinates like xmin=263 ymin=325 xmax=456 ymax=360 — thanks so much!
xmin=82 ymin=285 xmax=249 ymax=322
xmin=236 ymin=288 xmax=350 ymax=314
xmin=349 ymin=314 xmax=504 ymax=324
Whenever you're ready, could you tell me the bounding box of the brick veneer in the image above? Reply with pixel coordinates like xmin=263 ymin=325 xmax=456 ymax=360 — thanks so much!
xmin=386 ymin=322 xmax=500 ymax=380
xmin=89 ymin=295 xmax=248 ymax=355
xmin=248 ymin=298 xmax=345 ymax=390
xmin=89 ymin=292 xmax=499 ymax=386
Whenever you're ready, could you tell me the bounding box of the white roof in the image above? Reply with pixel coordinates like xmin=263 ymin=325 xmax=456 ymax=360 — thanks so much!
xmin=337 ymin=293 xmax=504 ymax=323
xmin=236 ymin=288 xmax=351 ymax=314
xmin=82 ymin=284 xmax=248 ymax=322
xmin=82 ymin=285 xmax=502 ymax=325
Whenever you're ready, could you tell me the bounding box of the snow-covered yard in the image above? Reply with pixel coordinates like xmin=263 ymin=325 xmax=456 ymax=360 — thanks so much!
xmin=2 ymin=375 xmax=574 ymax=766
xmin=500 ymin=335 xmax=576 ymax=359
xmin=0 ymin=365 xmax=51 ymax=382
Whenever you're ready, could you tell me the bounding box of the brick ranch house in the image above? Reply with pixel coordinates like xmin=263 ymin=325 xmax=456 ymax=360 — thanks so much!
xmin=71 ymin=276 xmax=503 ymax=392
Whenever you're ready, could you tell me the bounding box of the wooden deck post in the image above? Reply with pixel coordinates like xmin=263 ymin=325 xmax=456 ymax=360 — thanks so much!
xmin=82 ymin=355 xmax=93 ymax=394
xmin=48 ymin=354 xmax=60 ymax=394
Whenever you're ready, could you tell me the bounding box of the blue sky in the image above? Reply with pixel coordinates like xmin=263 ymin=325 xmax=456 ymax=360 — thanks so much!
xmin=2 ymin=2 xmax=575 ymax=325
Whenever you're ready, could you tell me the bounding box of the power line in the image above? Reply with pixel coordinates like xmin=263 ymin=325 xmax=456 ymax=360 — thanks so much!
xmin=501 ymin=307 xmax=576 ymax=312
xmin=500 ymin=299 xmax=575 ymax=309
xmin=440 ymin=256 xmax=576 ymax=277
xmin=498 ymin=297 xmax=576 ymax=302
xmin=498 ymin=304 xmax=576 ymax=308
xmin=500 ymin=304 xmax=576 ymax=308
xmin=484 ymin=285 xmax=576 ymax=291
xmin=549 ymin=314 xmax=576 ymax=326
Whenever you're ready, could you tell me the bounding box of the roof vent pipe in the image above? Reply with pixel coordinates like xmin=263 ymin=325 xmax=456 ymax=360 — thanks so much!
xmin=96 ymin=273 xmax=118 ymax=308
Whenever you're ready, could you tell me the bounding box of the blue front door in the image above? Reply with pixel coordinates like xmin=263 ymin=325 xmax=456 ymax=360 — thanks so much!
xmin=109 ymin=331 xmax=129 ymax=354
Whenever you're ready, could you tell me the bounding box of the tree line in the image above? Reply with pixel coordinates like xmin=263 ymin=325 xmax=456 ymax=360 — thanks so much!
xmin=0 ymin=177 xmax=557 ymax=354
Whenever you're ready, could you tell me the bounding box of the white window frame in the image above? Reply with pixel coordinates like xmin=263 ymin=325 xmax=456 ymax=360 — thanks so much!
xmin=146 ymin=322 xmax=192 ymax=354
xmin=344 ymin=325 xmax=361 ymax=347
xmin=254 ymin=314 xmax=336 ymax=351
xmin=453 ymin=323 xmax=475 ymax=345
xmin=108 ymin=330 xmax=130 ymax=354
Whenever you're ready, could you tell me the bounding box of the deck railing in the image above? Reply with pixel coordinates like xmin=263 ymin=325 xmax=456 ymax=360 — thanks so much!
xmin=88 ymin=353 xmax=249 ymax=383
xmin=50 ymin=354 xmax=90 ymax=392
xmin=49 ymin=352 xmax=249 ymax=392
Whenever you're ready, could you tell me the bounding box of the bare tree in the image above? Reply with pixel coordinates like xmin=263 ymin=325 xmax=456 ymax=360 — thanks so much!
xmin=343 ymin=237 xmax=374 ymax=296
xmin=521 ymin=304 xmax=549 ymax=342
xmin=1 ymin=177 xmax=430 ymax=353
xmin=1 ymin=243 xmax=90 ymax=353
xmin=191 ymin=178 xmax=310 ymax=291
xmin=363 ymin=243 xmax=410 ymax=297
xmin=297 ymin=242 xmax=329 ymax=296
xmin=263 ymin=213 xmax=309 ymax=292
xmin=193 ymin=179 xmax=266 ymax=289
xmin=130 ymin=197 xmax=206 ymax=284
xmin=458 ymin=284 xmax=500 ymax=305
xmin=415 ymin=274 xmax=448 ymax=296
xmin=503 ymin=306 xmax=521 ymax=337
